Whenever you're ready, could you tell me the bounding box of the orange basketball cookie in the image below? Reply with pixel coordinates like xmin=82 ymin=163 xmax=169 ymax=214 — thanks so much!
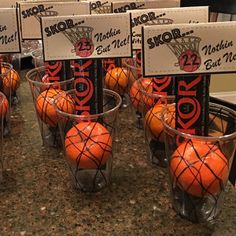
xmin=1 ymin=66 xmax=20 ymax=94
xmin=0 ymin=92 xmax=9 ymax=118
xmin=65 ymin=122 xmax=112 ymax=169
xmin=144 ymin=103 xmax=175 ymax=142
xmin=36 ymin=88 xmax=75 ymax=127
xmin=129 ymin=77 xmax=153 ymax=113
xmin=170 ymin=140 xmax=229 ymax=197
xmin=105 ymin=67 xmax=131 ymax=95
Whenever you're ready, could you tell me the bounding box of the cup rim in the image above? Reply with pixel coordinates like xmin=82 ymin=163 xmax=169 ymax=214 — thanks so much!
xmin=26 ymin=65 xmax=74 ymax=86
xmin=123 ymin=57 xmax=141 ymax=71
xmin=0 ymin=92 xmax=6 ymax=108
xmin=137 ymin=77 xmax=176 ymax=100
xmin=54 ymin=88 xmax=122 ymax=119
xmin=0 ymin=62 xmax=13 ymax=76
xmin=161 ymin=102 xmax=236 ymax=142
xmin=31 ymin=48 xmax=42 ymax=58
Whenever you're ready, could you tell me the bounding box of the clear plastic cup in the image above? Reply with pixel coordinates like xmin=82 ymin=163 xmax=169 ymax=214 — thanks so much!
xmin=132 ymin=77 xmax=175 ymax=167
xmin=123 ymin=56 xmax=147 ymax=128
xmin=26 ymin=66 xmax=74 ymax=147
xmin=54 ymin=89 xmax=122 ymax=192
xmin=162 ymin=103 xmax=236 ymax=223
xmin=31 ymin=48 xmax=44 ymax=68
xmin=103 ymin=61 xmax=133 ymax=109
xmin=0 ymin=62 xmax=14 ymax=136
xmin=0 ymin=62 xmax=13 ymax=99
xmin=0 ymin=92 xmax=10 ymax=180
xmin=0 ymin=54 xmax=21 ymax=72
xmin=0 ymin=54 xmax=21 ymax=105
xmin=122 ymin=56 xmax=142 ymax=83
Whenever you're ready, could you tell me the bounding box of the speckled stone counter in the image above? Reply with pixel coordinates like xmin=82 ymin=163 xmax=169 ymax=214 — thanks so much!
xmin=0 ymin=72 xmax=236 ymax=236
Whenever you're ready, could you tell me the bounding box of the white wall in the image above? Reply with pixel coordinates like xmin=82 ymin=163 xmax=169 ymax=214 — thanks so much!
xmin=210 ymin=74 xmax=236 ymax=93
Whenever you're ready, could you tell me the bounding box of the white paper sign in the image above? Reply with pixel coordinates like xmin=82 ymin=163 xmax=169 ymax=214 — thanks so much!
xmin=143 ymin=0 xmax=180 ymax=9
xmin=0 ymin=0 xmax=77 ymax=8
xmin=112 ymin=0 xmax=180 ymax=13
xmin=130 ymin=6 xmax=208 ymax=50
xmin=24 ymin=0 xmax=77 ymax=1
xmin=0 ymin=8 xmax=21 ymax=53
xmin=19 ymin=1 xmax=90 ymax=39
xmin=142 ymin=21 xmax=236 ymax=76
xmin=0 ymin=0 xmax=18 ymax=8
xmin=90 ymin=0 xmax=111 ymax=14
xmin=41 ymin=13 xmax=132 ymax=60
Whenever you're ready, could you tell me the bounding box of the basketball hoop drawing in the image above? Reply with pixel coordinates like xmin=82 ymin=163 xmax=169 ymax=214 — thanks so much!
xmin=62 ymin=25 xmax=94 ymax=57
xmin=145 ymin=18 xmax=174 ymax=26
xmin=93 ymin=5 xmax=111 ymax=14
xmin=166 ymin=36 xmax=202 ymax=72
xmin=33 ymin=10 xmax=58 ymax=22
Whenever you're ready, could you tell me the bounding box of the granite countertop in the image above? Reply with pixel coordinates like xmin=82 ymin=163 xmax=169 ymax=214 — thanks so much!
xmin=1 ymin=71 xmax=236 ymax=236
